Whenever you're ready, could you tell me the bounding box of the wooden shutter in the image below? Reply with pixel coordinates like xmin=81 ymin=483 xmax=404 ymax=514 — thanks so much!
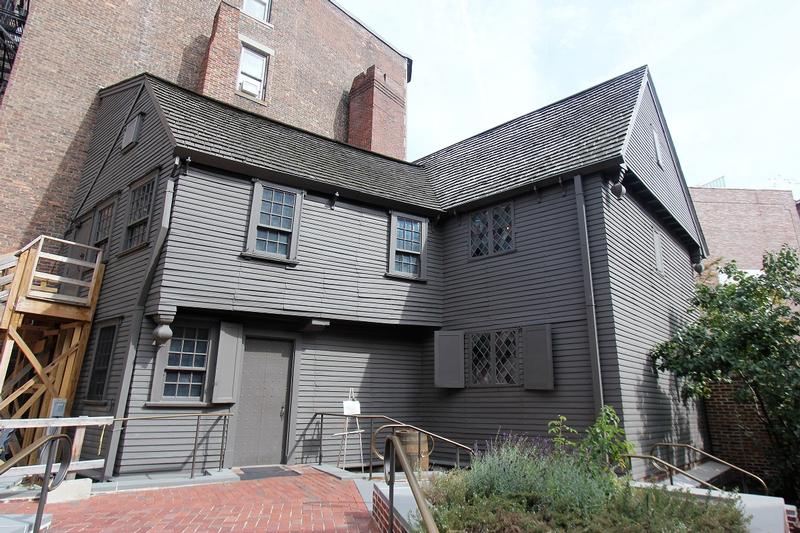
xmin=523 ymin=324 xmax=553 ymax=390
xmin=212 ymin=322 xmax=245 ymax=403
xmin=434 ymin=330 xmax=464 ymax=388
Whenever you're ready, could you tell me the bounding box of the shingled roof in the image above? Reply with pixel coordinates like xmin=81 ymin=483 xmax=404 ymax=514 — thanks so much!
xmin=417 ymin=66 xmax=647 ymax=209
xmin=146 ymin=77 xmax=439 ymax=210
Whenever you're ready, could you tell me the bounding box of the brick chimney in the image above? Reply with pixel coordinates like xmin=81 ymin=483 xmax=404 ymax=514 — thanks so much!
xmin=348 ymin=65 xmax=406 ymax=160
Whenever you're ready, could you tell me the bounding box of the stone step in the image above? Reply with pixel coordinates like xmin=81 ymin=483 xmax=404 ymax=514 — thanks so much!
xmin=0 ymin=514 xmax=51 ymax=533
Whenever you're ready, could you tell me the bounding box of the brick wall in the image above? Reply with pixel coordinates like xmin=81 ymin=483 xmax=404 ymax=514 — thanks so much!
xmin=0 ymin=0 xmax=407 ymax=253
xmin=372 ymin=485 xmax=410 ymax=533
xmin=690 ymin=187 xmax=800 ymax=486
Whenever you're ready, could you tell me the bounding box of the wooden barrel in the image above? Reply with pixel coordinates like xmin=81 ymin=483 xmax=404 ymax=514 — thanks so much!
xmin=397 ymin=429 xmax=429 ymax=471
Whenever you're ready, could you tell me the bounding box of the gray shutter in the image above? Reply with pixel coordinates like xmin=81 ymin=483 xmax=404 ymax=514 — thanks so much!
xmin=523 ymin=324 xmax=553 ymax=390
xmin=212 ymin=322 xmax=244 ymax=403
xmin=434 ymin=330 xmax=464 ymax=388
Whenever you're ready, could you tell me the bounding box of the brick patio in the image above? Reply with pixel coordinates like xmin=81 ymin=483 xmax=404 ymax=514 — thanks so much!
xmin=0 ymin=467 xmax=376 ymax=532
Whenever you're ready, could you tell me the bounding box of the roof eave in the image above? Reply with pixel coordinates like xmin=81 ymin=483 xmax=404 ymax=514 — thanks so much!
xmin=174 ymin=146 xmax=443 ymax=217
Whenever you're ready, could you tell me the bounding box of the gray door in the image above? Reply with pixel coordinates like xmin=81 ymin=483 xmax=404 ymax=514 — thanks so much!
xmin=231 ymin=338 xmax=293 ymax=466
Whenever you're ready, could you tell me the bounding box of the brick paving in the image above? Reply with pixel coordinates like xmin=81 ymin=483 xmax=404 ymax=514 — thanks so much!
xmin=0 ymin=466 xmax=376 ymax=532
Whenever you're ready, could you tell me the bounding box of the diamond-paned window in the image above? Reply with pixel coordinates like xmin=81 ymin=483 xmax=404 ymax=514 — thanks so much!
xmin=163 ymin=327 xmax=210 ymax=399
xmin=469 ymin=329 xmax=519 ymax=386
xmin=470 ymin=202 xmax=513 ymax=258
xmin=469 ymin=332 xmax=492 ymax=385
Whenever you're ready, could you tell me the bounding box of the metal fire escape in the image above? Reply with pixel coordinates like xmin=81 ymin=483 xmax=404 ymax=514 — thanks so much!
xmin=0 ymin=0 xmax=27 ymax=100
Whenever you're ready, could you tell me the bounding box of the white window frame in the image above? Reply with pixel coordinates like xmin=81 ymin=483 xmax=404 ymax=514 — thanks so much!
xmin=237 ymin=41 xmax=271 ymax=100
xmin=469 ymin=201 xmax=515 ymax=259
xmin=245 ymin=180 xmax=304 ymax=262
xmin=388 ymin=212 xmax=428 ymax=280
xmin=241 ymin=0 xmax=271 ymax=23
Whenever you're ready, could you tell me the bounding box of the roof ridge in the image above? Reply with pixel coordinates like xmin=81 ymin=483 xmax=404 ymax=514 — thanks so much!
xmin=414 ymin=65 xmax=648 ymax=165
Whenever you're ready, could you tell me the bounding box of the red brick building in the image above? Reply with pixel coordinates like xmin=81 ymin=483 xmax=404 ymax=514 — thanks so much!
xmin=689 ymin=186 xmax=800 ymax=483
xmin=0 ymin=0 xmax=409 ymax=253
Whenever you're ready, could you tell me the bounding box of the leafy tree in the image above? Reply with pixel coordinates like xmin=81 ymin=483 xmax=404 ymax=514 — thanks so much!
xmin=651 ymin=246 xmax=800 ymax=501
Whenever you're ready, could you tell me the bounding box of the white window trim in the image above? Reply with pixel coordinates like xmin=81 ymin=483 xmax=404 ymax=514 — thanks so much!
xmin=387 ymin=211 xmax=428 ymax=280
xmin=240 ymin=0 xmax=273 ymax=25
xmin=244 ymin=180 xmax=304 ymax=263
xmin=236 ymin=37 xmax=273 ymax=100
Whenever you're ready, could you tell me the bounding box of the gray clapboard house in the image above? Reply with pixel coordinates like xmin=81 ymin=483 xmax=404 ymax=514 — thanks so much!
xmin=66 ymin=65 xmax=709 ymax=478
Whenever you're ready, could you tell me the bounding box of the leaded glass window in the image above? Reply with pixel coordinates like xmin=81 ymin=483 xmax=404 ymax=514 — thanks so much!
xmin=163 ymin=327 xmax=210 ymax=399
xmin=255 ymin=186 xmax=296 ymax=257
xmin=87 ymin=325 xmax=116 ymax=400
xmin=125 ymin=178 xmax=155 ymax=250
xmin=388 ymin=213 xmax=427 ymax=279
xmin=469 ymin=329 xmax=519 ymax=386
xmin=469 ymin=202 xmax=514 ymax=258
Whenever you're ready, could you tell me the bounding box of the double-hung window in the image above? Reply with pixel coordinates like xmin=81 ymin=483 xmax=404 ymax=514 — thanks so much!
xmin=92 ymin=201 xmax=115 ymax=259
xmin=470 ymin=202 xmax=514 ymax=258
xmin=242 ymin=0 xmax=271 ymax=23
xmin=125 ymin=175 xmax=156 ymax=250
xmin=86 ymin=325 xmax=117 ymax=400
xmin=238 ymin=46 xmax=269 ymax=99
xmin=469 ymin=329 xmax=519 ymax=386
xmin=245 ymin=181 xmax=304 ymax=261
xmin=388 ymin=213 xmax=428 ymax=279
xmin=162 ymin=326 xmax=211 ymax=400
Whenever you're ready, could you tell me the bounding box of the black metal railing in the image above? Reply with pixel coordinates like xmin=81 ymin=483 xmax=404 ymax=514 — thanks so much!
xmin=0 ymin=433 xmax=72 ymax=533
xmin=0 ymin=5 xmax=26 ymax=97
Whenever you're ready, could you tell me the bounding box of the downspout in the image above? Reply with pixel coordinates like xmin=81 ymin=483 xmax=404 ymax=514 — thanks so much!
xmin=573 ymin=175 xmax=604 ymax=414
xmin=103 ymin=167 xmax=178 ymax=480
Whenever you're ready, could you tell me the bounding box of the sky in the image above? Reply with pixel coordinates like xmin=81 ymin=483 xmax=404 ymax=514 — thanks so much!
xmin=336 ymin=0 xmax=800 ymax=196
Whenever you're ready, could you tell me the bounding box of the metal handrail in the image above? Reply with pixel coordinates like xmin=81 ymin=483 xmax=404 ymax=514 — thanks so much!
xmin=384 ymin=435 xmax=438 ymax=533
xmin=100 ymin=412 xmax=233 ymax=479
xmin=0 ymin=433 xmax=72 ymax=533
xmin=649 ymin=442 xmax=768 ymax=493
xmin=371 ymin=423 xmax=475 ymax=474
xmin=624 ymin=453 xmax=720 ymax=491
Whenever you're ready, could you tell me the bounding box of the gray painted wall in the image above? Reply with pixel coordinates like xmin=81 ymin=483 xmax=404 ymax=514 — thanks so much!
xmin=153 ymin=167 xmax=443 ymax=327
xmin=68 ymin=79 xmax=176 ymax=465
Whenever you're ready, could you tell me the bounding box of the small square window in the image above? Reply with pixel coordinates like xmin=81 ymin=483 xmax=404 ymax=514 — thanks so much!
xmin=470 ymin=202 xmax=514 ymax=258
xmin=469 ymin=329 xmax=519 ymax=386
xmin=388 ymin=213 xmax=428 ymax=279
xmin=238 ymin=46 xmax=269 ymax=99
xmin=242 ymin=0 xmax=271 ymax=22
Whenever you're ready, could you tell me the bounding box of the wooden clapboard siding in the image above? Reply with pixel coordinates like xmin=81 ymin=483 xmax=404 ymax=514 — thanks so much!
xmin=156 ymin=167 xmax=443 ymax=326
xmin=67 ymin=78 xmax=177 ymax=465
xmin=600 ymin=178 xmax=707 ymax=475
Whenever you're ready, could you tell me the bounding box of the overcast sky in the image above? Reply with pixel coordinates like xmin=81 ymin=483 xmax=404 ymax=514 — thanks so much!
xmin=337 ymin=0 xmax=800 ymax=196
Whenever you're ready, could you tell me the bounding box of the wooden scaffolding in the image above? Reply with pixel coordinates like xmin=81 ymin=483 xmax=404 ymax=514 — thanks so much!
xmin=0 ymin=236 xmax=104 ymax=454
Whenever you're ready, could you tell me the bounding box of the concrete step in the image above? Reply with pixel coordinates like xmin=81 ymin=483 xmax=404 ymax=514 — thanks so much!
xmin=0 ymin=514 xmax=51 ymax=533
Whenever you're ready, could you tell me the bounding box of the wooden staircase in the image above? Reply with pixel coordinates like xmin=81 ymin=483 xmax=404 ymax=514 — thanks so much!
xmin=0 ymin=236 xmax=104 ymax=456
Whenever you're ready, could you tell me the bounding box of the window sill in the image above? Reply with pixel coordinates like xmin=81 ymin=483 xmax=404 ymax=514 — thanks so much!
xmin=241 ymin=251 xmax=298 ymax=267
xmin=467 ymin=247 xmax=516 ymax=263
xmin=143 ymin=401 xmax=214 ymax=409
xmin=81 ymin=399 xmax=109 ymax=407
xmin=117 ymin=242 xmax=150 ymax=258
xmin=240 ymin=10 xmax=274 ymax=29
xmin=384 ymin=272 xmax=427 ymax=283
xmin=235 ymin=91 xmax=269 ymax=108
